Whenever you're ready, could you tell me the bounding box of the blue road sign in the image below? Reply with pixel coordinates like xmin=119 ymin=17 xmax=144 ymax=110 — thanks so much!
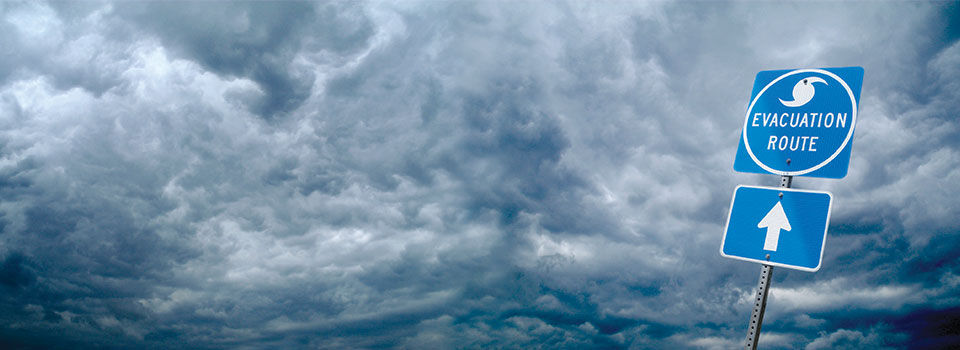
xmin=734 ymin=67 xmax=864 ymax=178
xmin=720 ymin=185 xmax=833 ymax=272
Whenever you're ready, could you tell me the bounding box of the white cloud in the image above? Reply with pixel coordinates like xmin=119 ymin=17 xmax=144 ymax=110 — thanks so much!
xmin=805 ymin=326 xmax=904 ymax=350
xmin=771 ymin=277 xmax=919 ymax=311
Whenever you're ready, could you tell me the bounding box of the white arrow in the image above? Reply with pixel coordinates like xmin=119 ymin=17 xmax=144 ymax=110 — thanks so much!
xmin=758 ymin=201 xmax=791 ymax=251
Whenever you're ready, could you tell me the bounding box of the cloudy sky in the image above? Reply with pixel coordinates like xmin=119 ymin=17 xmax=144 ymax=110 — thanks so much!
xmin=0 ymin=1 xmax=958 ymax=349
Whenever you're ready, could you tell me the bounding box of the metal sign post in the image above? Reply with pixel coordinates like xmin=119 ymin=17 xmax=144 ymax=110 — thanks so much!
xmin=724 ymin=66 xmax=863 ymax=349
xmin=745 ymin=264 xmax=773 ymax=350
xmin=744 ymin=175 xmax=789 ymax=350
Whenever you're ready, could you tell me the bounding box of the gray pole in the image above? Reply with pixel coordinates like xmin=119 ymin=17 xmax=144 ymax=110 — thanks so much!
xmin=744 ymin=175 xmax=792 ymax=350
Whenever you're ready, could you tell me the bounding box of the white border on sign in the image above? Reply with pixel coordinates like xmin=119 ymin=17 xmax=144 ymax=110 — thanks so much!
xmin=742 ymin=69 xmax=858 ymax=176
xmin=719 ymin=185 xmax=833 ymax=272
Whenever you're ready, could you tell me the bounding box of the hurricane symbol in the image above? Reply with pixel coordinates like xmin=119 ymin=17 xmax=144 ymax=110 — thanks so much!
xmin=779 ymin=76 xmax=827 ymax=107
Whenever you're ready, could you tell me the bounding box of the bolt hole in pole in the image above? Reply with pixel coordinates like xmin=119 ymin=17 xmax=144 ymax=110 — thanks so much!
xmin=745 ymin=175 xmax=792 ymax=350
xmin=780 ymin=175 xmax=792 ymax=188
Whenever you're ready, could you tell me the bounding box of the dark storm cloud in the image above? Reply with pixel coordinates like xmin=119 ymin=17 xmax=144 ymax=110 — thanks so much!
xmin=0 ymin=1 xmax=959 ymax=349
xmin=112 ymin=1 xmax=374 ymax=118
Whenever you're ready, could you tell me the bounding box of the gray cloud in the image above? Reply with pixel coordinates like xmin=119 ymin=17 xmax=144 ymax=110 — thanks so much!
xmin=0 ymin=1 xmax=958 ymax=349
xmin=110 ymin=1 xmax=373 ymax=119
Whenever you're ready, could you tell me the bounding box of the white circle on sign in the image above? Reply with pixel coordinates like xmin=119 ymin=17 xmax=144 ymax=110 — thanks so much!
xmin=741 ymin=69 xmax=858 ymax=176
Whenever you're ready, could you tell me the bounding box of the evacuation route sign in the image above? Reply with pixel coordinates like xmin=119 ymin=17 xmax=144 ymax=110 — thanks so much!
xmin=720 ymin=185 xmax=832 ymax=272
xmin=734 ymin=66 xmax=864 ymax=179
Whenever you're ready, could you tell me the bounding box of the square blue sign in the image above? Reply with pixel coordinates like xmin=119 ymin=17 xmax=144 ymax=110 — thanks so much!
xmin=720 ymin=185 xmax=832 ymax=272
xmin=734 ymin=67 xmax=864 ymax=179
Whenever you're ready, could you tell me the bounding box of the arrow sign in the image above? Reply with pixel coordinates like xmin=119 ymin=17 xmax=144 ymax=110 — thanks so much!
xmin=720 ymin=185 xmax=832 ymax=272
xmin=758 ymin=201 xmax=791 ymax=251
